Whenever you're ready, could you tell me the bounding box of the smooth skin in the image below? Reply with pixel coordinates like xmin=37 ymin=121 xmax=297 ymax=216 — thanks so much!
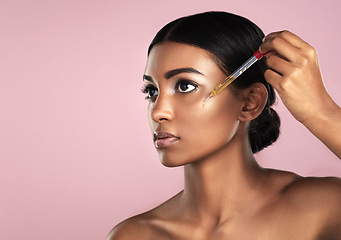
xmin=107 ymin=31 xmax=341 ymax=240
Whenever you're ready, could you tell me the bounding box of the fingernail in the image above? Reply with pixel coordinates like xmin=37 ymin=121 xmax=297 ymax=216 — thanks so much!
xmin=262 ymin=37 xmax=265 ymax=42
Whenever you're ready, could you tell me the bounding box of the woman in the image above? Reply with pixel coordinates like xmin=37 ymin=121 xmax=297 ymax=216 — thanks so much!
xmin=108 ymin=12 xmax=341 ymax=239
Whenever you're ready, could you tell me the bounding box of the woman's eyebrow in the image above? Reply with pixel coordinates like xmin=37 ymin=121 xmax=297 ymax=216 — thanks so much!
xmin=143 ymin=68 xmax=204 ymax=82
xmin=164 ymin=68 xmax=204 ymax=79
xmin=143 ymin=74 xmax=153 ymax=82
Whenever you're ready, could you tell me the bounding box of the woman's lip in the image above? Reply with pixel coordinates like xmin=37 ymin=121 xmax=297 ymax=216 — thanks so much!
xmin=154 ymin=131 xmax=180 ymax=148
xmin=155 ymin=137 xmax=179 ymax=148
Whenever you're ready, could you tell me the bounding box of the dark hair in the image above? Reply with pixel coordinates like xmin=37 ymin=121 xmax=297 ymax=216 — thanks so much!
xmin=147 ymin=11 xmax=280 ymax=153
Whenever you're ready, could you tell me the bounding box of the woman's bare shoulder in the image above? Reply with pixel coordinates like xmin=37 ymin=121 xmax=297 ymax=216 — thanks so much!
xmin=281 ymin=175 xmax=341 ymax=204
xmin=106 ymin=214 xmax=153 ymax=240
xmin=280 ymin=174 xmax=341 ymax=235
xmin=266 ymin=168 xmax=341 ymax=201
xmin=106 ymin=191 xmax=183 ymax=240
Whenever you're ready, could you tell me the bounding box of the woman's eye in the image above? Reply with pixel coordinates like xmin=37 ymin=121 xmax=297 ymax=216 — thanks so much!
xmin=142 ymin=85 xmax=158 ymax=100
xmin=176 ymin=80 xmax=198 ymax=93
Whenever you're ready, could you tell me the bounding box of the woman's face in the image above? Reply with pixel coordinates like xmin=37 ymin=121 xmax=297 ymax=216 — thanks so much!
xmin=143 ymin=42 xmax=245 ymax=167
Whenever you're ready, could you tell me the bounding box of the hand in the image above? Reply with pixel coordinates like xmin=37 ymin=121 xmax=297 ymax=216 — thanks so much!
xmin=260 ymin=31 xmax=341 ymax=159
xmin=259 ymin=30 xmax=334 ymax=124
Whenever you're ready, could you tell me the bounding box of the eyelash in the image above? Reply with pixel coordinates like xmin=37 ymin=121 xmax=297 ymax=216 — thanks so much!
xmin=141 ymin=85 xmax=158 ymax=100
xmin=141 ymin=79 xmax=198 ymax=100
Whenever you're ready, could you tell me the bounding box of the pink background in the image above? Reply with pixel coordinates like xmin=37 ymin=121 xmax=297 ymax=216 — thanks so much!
xmin=1 ymin=0 xmax=340 ymax=239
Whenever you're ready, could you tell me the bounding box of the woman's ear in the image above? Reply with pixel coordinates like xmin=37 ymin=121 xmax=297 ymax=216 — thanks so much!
xmin=238 ymin=82 xmax=268 ymax=122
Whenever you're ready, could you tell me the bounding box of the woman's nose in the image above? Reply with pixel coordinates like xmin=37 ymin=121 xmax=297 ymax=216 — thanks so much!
xmin=150 ymin=94 xmax=174 ymax=123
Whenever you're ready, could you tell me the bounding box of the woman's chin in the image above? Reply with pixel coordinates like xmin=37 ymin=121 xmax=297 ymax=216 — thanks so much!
xmin=160 ymin=158 xmax=186 ymax=168
xmin=158 ymin=154 xmax=192 ymax=167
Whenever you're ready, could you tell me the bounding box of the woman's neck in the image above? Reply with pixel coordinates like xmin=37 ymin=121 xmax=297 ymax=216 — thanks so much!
xmin=180 ymin=134 xmax=267 ymax=225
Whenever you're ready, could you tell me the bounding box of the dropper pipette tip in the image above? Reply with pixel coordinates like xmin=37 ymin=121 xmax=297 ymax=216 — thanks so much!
xmin=202 ymin=95 xmax=212 ymax=108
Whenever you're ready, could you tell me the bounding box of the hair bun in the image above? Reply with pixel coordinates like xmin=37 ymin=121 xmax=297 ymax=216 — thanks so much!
xmin=249 ymin=107 xmax=280 ymax=153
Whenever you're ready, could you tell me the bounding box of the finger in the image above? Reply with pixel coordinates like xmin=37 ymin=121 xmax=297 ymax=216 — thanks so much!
xmin=260 ymin=35 xmax=301 ymax=63
xmin=266 ymin=54 xmax=294 ymax=77
xmin=264 ymin=68 xmax=282 ymax=91
xmin=263 ymin=30 xmax=311 ymax=50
